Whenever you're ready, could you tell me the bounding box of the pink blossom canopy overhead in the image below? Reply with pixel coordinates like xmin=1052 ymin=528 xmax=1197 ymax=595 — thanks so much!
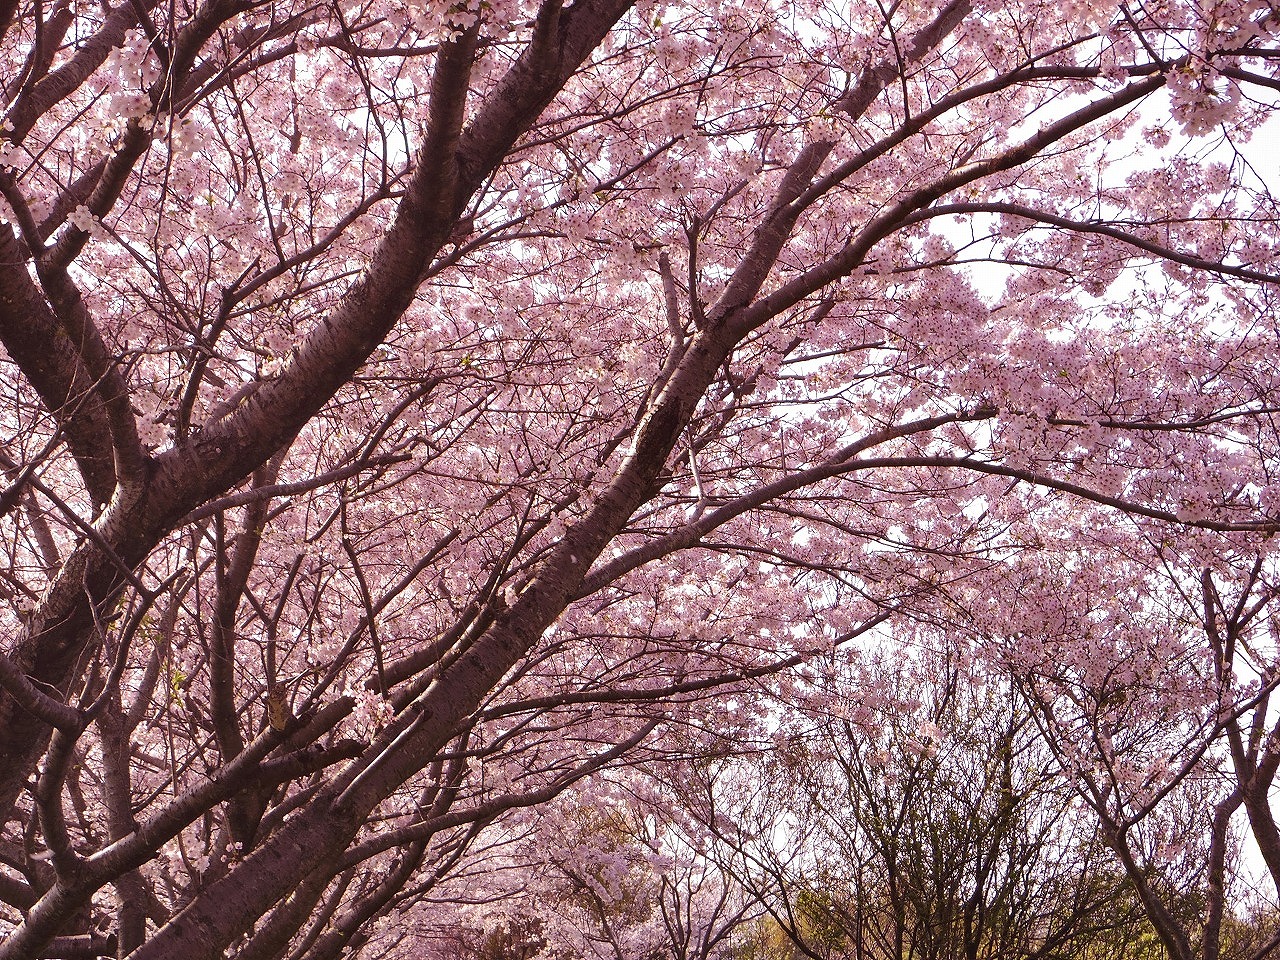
xmin=0 ymin=0 xmax=1278 ymax=957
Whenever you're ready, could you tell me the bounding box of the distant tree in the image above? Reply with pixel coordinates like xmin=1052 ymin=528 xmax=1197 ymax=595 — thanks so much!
xmin=665 ymin=646 xmax=1164 ymax=960
xmin=378 ymin=777 xmax=766 ymax=959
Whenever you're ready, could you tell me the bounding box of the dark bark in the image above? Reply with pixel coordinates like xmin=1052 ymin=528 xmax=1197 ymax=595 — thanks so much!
xmin=0 ymin=225 xmax=117 ymax=505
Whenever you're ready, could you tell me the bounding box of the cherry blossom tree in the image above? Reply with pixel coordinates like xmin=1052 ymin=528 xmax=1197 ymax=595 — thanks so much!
xmin=0 ymin=0 xmax=1278 ymax=957
xmin=985 ymin=541 xmax=1280 ymax=960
